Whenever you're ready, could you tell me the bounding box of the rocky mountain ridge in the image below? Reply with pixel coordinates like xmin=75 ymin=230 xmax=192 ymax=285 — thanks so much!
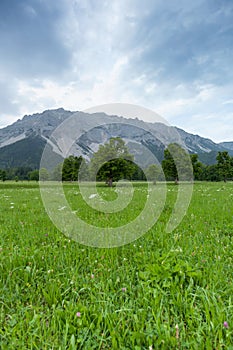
xmin=0 ymin=108 xmax=232 ymax=169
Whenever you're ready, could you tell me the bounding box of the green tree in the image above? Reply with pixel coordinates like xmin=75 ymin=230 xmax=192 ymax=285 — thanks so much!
xmin=78 ymin=159 xmax=89 ymax=181
xmin=89 ymin=137 xmax=135 ymax=186
xmin=190 ymin=154 xmax=203 ymax=180
xmin=28 ymin=170 xmax=39 ymax=181
xmin=9 ymin=167 xmax=32 ymax=180
xmin=162 ymin=143 xmax=193 ymax=182
xmin=162 ymin=146 xmax=178 ymax=181
xmin=51 ymin=163 xmax=63 ymax=181
xmin=145 ymin=164 xmax=163 ymax=182
xmin=39 ymin=167 xmax=49 ymax=181
xmin=62 ymin=156 xmax=83 ymax=181
xmin=201 ymin=164 xmax=219 ymax=181
xmin=0 ymin=169 xmax=7 ymax=182
xmin=131 ymin=164 xmax=146 ymax=181
xmin=216 ymin=151 xmax=232 ymax=182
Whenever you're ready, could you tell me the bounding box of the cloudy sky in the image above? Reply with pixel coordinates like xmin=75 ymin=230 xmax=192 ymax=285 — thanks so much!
xmin=0 ymin=0 xmax=233 ymax=142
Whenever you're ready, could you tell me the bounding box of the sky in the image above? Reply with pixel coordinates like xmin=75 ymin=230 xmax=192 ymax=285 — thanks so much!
xmin=0 ymin=0 xmax=233 ymax=142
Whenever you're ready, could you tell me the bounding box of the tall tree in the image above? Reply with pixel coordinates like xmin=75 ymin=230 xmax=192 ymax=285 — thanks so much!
xmin=89 ymin=137 xmax=135 ymax=186
xmin=51 ymin=163 xmax=63 ymax=181
xmin=78 ymin=159 xmax=89 ymax=181
xmin=39 ymin=167 xmax=49 ymax=181
xmin=28 ymin=169 xmax=39 ymax=181
xmin=131 ymin=164 xmax=146 ymax=181
xmin=216 ymin=151 xmax=231 ymax=182
xmin=0 ymin=169 xmax=7 ymax=182
xmin=201 ymin=164 xmax=219 ymax=181
xmin=162 ymin=143 xmax=192 ymax=181
xmin=162 ymin=145 xmax=178 ymax=181
xmin=145 ymin=164 xmax=163 ymax=182
xmin=62 ymin=156 xmax=83 ymax=181
xmin=190 ymin=154 xmax=203 ymax=180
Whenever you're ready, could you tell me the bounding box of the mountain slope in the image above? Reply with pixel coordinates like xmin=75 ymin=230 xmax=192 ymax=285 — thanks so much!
xmin=0 ymin=108 xmax=73 ymax=149
xmin=219 ymin=142 xmax=233 ymax=151
xmin=175 ymin=127 xmax=233 ymax=164
xmin=0 ymin=108 xmax=232 ymax=168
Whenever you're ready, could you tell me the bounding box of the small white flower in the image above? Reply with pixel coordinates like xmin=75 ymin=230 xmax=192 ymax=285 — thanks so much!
xmin=89 ymin=194 xmax=97 ymax=199
xmin=58 ymin=206 xmax=66 ymax=211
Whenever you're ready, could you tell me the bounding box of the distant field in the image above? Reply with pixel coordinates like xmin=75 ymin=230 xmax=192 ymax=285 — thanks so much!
xmin=0 ymin=181 xmax=233 ymax=349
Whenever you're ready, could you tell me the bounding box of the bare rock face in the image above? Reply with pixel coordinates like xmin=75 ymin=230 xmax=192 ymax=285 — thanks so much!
xmin=0 ymin=108 xmax=73 ymax=148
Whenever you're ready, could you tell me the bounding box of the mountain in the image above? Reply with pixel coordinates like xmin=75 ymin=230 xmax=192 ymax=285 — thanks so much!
xmin=174 ymin=127 xmax=233 ymax=164
xmin=219 ymin=142 xmax=233 ymax=151
xmin=0 ymin=108 xmax=72 ymax=169
xmin=0 ymin=108 xmax=232 ymax=169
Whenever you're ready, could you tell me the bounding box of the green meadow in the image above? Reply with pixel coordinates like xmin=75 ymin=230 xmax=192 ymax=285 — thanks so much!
xmin=0 ymin=181 xmax=233 ymax=349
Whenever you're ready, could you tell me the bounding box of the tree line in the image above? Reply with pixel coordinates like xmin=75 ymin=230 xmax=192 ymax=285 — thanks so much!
xmin=0 ymin=138 xmax=233 ymax=183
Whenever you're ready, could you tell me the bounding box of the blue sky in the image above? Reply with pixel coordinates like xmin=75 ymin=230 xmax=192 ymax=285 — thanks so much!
xmin=0 ymin=0 xmax=233 ymax=142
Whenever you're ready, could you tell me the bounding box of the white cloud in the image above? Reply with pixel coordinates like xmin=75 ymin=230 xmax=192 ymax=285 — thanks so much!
xmin=0 ymin=0 xmax=233 ymax=144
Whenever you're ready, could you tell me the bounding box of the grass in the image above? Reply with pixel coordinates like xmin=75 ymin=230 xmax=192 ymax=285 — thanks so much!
xmin=0 ymin=181 xmax=233 ymax=349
